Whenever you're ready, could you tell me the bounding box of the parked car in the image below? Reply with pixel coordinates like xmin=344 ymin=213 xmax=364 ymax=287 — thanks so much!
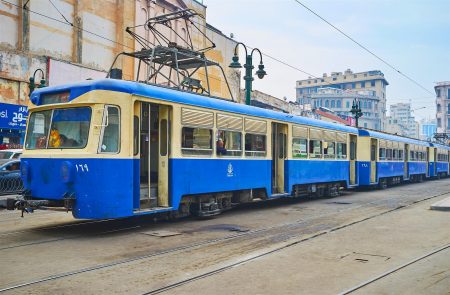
xmin=0 ymin=160 xmax=23 ymax=195
xmin=0 ymin=149 xmax=22 ymax=166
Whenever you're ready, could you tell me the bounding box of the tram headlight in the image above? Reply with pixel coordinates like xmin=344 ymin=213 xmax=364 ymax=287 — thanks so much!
xmin=61 ymin=161 xmax=74 ymax=183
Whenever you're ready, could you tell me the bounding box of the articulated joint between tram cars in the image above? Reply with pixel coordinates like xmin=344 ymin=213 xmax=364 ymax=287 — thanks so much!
xmin=7 ymin=191 xmax=76 ymax=217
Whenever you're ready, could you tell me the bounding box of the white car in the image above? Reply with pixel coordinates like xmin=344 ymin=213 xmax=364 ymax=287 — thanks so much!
xmin=0 ymin=149 xmax=22 ymax=160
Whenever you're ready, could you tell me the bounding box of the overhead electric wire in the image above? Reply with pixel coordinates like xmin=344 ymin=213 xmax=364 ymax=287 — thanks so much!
xmin=48 ymin=0 xmax=71 ymax=25
xmin=292 ymin=0 xmax=434 ymax=96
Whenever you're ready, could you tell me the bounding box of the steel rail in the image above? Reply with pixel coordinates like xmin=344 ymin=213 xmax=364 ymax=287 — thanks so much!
xmin=338 ymin=244 xmax=450 ymax=294
xmin=0 ymin=188 xmax=445 ymax=293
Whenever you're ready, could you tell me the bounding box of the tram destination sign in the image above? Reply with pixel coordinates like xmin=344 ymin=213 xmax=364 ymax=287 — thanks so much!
xmin=0 ymin=103 xmax=28 ymax=130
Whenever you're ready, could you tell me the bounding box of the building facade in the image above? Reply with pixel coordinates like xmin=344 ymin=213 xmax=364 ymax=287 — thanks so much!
xmin=296 ymin=69 xmax=388 ymax=130
xmin=419 ymin=119 xmax=436 ymax=141
xmin=307 ymin=87 xmax=380 ymax=129
xmin=435 ymin=81 xmax=450 ymax=134
xmin=0 ymin=0 xmax=238 ymax=146
xmin=388 ymin=103 xmax=418 ymax=138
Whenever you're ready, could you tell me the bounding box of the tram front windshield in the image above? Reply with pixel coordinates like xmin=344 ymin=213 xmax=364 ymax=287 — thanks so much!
xmin=25 ymin=107 xmax=91 ymax=149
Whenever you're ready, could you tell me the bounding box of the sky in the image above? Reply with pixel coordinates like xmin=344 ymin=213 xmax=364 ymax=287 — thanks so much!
xmin=203 ymin=0 xmax=450 ymax=121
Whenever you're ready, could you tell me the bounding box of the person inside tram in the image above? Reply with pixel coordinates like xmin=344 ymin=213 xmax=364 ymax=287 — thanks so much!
xmin=216 ymin=138 xmax=227 ymax=155
xmin=59 ymin=134 xmax=79 ymax=147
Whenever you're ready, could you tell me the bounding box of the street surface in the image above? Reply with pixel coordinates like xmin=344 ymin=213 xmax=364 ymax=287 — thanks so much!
xmin=0 ymin=179 xmax=449 ymax=295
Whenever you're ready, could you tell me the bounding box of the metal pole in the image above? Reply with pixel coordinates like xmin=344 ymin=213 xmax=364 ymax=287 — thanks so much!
xmin=244 ymin=55 xmax=254 ymax=106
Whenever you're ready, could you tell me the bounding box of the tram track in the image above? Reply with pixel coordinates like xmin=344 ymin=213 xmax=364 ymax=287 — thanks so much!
xmin=338 ymin=244 xmax=450 ymax=294
xmin=0 ymin=185 xmax=442 ymax=252
xmin=139 ymin=191 xmax=450 ymax=295
xmin=0 ymin=187 xmax=448 ymax=293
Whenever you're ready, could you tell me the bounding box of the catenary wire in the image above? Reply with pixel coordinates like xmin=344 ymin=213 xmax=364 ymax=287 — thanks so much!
xmin=291 ymin=0 xmax=434 ymax=96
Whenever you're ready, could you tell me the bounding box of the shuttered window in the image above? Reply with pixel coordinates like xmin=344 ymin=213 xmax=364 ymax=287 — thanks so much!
xmin=217 ymin=114 xmax=242 ymax=131
xmin=336 ymin=133 xmax=347 ymax=143
xmin=244 ymin=118 xmax=267 ymax=134
xmin=292 ymin=125 xmax=308 ymax=138
xmin=181 ymin=108 xmax=213 ymax=128
xmin=309 ymin=128 xmax=322 ymax=140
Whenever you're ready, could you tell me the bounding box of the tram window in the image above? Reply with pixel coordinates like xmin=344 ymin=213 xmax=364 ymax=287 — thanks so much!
xmin=99 ymin=106 xmax=120 ymax=153
xmin=182 ymin=127 xmax=212 ymax=156
xmin=336 ymin=142 xmax=347 ymax=159
xmin=324 ymin=141 xmax=335 ymax=159
xmin=25 ymin=110 xmax=52 ymax=149
xmin=245 ymin=133 xmax=266 ymax=157
xmin=410 ymin=150 xmax=415 ymax=161
xmin=160 ymin=119 xmax=168 ymax=156
xmin=386 ymin=149 xmax=393 ymax=160
xmin=415 ymin=151 xmax=419 ymax=161
xmin=292 ymin=138 xmax=308 ymax=159
xmin=217 ymin=130 xmax=242 ymax=157
xmin=393 ymin=149 xmax=398 ymax=160
xmin=379 ymin=148 xmax=386 ymax=160
xmin=309 ymin=140 xmax=322 ymax=158
xmin=278 ymin=133 xmax=286 ymax=159
xmin=371 ymin=145 xmax=376 ymax=161
xmin=350 ymin=141 xmax=356 ymax=160
xmin=399 ymin=150 xmax=404 ymax=161
xmin=133 ymin=116 xmax=139 ymax=156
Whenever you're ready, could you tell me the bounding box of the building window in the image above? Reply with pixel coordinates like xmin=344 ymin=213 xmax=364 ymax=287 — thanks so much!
xmin=368 ymin=101 xmax=372 ymax=109
xmin=436 ymin=89 xmax=440 ymax=97
xmin=438 ymin=118 xmax=441 ymax=127
xmin=448 ymin=89 xmax=450 ymax=99
xmin=346 ymin=101 xmax=350 ymax=108
xmin=361 ymin=82 xmax=365 ymax=88
xmin=363 ymin=101 xmax=367 ymax=108
xmin=352 ymin=83 xmax=355 ymax=88
xmin=314 ymin=79 xmax=317 ymax=83
xmin=437 ymin=104 xmax=441 ymax=112
xmin=337 ymin=100 xmax=342 ymax=108
xmin=448 ymin=104 xmax=450 ymax=114
xmin=371 ymin=81 xmax=375 ymax=87
xmin=364 ymin=122 xmax=368 ymax=128
xmin=448 ymin=118 xmax=450 ymax=130
xmin=331 ymin=100 xmax=335 ymax=108
xmin=333 ymin=77 xmax=337 ymax=81
xmin=325 ymin=100 xmax=329 ymax=107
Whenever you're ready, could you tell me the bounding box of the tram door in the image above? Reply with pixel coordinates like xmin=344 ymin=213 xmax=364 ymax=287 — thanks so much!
xmin=404 ymin=144 xmax=409 ymax=179
xmin=370 ymin=138 xmax=377 ymax=183
xmin=271 ymin=123 xmax=287 ymax=194
xmin=138 ymin=102 xmax=170 ymax=209
xmin=349 ymin=135 xmax=357 ymax=185
xmin=426 ymin=147 xmax=431 ymax=177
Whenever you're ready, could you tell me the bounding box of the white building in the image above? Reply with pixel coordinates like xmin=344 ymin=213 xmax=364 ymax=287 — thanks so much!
xmin=435 ymin=81 xmax=450 ymax=133
xmin=388 ymin=103 xmax=419 ymax=138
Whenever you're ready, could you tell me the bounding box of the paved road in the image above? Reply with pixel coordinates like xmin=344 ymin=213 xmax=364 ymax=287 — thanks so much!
xmin=0 ymin=179 xmax=449 ymax=294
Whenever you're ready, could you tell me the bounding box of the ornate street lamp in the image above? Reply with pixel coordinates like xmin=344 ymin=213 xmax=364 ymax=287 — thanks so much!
xmin=350 ymin=98 xmax=363 ymax=127
xmin=29 ymin=68 xmax=47 ymax=95
xmin=229 ymin=43 xmax=267 ymax=105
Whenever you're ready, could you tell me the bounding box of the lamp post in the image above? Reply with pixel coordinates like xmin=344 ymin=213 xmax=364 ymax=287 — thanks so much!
xmin=350 ymin=98 xmax=363 ymax=127
xmin=29 ymin=68 xmax=47 ymax=95
xmin=229 ymin=43 xmax=267 ymax=106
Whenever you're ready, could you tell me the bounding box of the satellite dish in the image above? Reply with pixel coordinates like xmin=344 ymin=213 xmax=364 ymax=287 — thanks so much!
xmin=230 ymin=33 xmax=234 ymax=39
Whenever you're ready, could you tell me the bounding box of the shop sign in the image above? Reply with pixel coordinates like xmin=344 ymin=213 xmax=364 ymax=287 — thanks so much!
xmin=0 ymin=103 xmax=28 ymax=130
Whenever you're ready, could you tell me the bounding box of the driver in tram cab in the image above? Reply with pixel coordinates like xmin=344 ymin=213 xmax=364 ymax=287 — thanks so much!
xmin=216 ymin=138 xmax=227 ymax=155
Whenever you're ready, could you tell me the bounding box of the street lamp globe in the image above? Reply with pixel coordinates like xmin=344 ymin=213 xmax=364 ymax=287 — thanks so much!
xmin=255 ymin=63 xmax=267 ymax=79
xmin=229 ymin=54 xmax=242 ymax=69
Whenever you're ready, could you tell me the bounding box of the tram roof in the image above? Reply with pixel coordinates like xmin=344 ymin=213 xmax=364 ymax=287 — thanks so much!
xmin=431 ymin=142 xmax=450 ymax=150
xmin=31 ymin=79 xmax=358 ymax=134
xmin=358 ymin=129 xmax=430 ymax=146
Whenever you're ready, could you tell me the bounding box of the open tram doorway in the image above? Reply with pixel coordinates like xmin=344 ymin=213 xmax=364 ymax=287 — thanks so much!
xmin=404 ymin=144 xmax=409 ymax=179
xmin=136 ymin=102 xmax=170 ymax=210
xmin=271 ymin=123 xmax=287 ymax=194
xmin=349 ymin=134 xmax=357 ymax=185
xmin=370 ymin=138 xmax=377 ymax=183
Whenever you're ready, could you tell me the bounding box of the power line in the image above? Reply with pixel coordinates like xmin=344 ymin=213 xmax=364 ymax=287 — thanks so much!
xmin=48 ymin=0 xmax=71 ymax=25
xmin=291 ymin=0 xmax=434 ymax=96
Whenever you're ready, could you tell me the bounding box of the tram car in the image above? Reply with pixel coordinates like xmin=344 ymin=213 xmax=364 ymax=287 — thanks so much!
xmin=357 ymin=130 xmax=431 ymax=187
xmin=431 ymin=143 xmax=450 ymax=178
xmin=13 ymin=79 xmax=450 ymax=219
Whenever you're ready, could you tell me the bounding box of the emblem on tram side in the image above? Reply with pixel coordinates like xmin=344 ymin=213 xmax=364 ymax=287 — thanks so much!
xmin=227 ymin=163 xmax=234 ymax=177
